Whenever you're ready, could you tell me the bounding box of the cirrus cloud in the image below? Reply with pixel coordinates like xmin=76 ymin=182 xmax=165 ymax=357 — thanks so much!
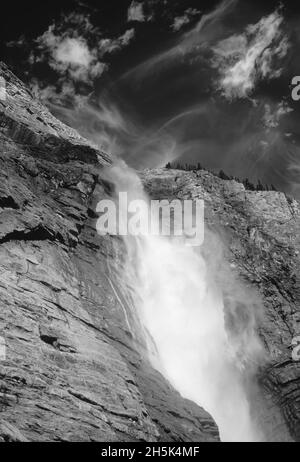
xmin=263 ymin=101 xmax=293 ymax=129
xmin=127 ymin=1 xmax=148 ymax=22
xmin=34 ymin=14 xmax=135 ymax=86
xmin=212 ymin=10 xmax=290 ymax=100
xmin=172 ymin=8 xmax=201 ymax=32
xmin=10 ymin=12 xmax=136 ymax=106
xmin=37 ymin=27 xmax=107 ymax=84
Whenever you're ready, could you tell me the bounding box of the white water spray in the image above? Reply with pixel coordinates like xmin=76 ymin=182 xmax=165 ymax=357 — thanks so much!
xmin=101 ymin=162 xmax=265 ymax=442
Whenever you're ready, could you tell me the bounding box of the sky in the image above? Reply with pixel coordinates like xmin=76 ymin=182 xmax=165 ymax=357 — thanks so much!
xmin=1 ymin=0 xmax=300 ymax=197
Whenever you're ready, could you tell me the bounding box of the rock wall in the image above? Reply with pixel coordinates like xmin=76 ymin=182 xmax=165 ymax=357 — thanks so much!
xmin=0 ymin=63 xmax=218 ymax=442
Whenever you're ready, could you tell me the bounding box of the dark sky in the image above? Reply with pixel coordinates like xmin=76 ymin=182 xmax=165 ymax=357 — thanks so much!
xmin=1 ymin=0 xmax=300 ymax=197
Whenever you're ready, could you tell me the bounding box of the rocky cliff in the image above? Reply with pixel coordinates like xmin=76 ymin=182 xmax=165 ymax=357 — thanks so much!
xmin=0 ymin=62 xmax=218 ymax=442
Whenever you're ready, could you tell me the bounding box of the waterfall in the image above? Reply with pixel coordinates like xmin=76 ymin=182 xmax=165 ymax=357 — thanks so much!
xmin=99 ymin=162 xmax=265 ymax=442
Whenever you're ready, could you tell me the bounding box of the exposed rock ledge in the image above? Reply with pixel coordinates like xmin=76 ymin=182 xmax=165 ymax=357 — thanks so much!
xmin=0 ymin=62 xmax=219 ymax=442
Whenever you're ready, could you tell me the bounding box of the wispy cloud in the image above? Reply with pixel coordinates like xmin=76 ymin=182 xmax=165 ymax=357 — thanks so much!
xmin=99 ymin=28 xmax=135 ymax=55
xmin=36 ymin=27 xmax=107 ymax=85
xmin=212 ymin=10 xmax=289 ymax=99
xmin=30 ymin=78 xmax=90 ymax=108
xmin=9 ymin=12 xmax=135 ymax=105
xmin=263 ymin=101 xmax=293 ymax=129
xmin=124 ymin=0 xmax=237 ymax=81
xmin=128 ymin=1 xmax=150 ymax=23
xmin=172 ymin=8 xmax=201 ymax=32
xmin=34 ymin=13 xmax=135 ymax=83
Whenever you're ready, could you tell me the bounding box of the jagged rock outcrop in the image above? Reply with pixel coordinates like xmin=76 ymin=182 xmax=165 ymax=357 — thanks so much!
xmin=0 ymin=63 xmax=219 ymax=442
xmin=141 ymin=168 xmax=300 ymax=441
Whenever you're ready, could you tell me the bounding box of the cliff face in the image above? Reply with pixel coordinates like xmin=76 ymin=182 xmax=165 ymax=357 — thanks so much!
xmin=141 ymin=168 xmax=300 ymax=441
xmin=0 ymin=63 xmax=218 ymax=442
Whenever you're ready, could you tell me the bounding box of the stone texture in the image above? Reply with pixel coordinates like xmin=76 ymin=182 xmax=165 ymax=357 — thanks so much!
xmin=0 ymin=62 xmax=219 ymax=442
xmin=141 ymin=168 xmax=300 ymax=441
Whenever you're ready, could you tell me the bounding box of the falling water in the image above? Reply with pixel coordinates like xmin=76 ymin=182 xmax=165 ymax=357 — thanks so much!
xmin=100 ymin=162 xmax=265 ymax=442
